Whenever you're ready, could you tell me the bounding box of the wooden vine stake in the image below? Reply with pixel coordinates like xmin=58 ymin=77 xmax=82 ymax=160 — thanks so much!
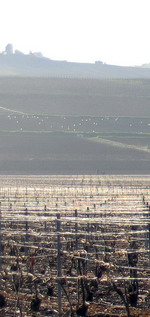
xmin=0 ymin=202 xmax=1 ymax=273
xmin=148 ymin=206 xmax=150 ymax=261
xmin=25 ymin=207 xmax=28 ymax=256
xmin=75 ymin=209 xmax=78 ymax=250
xmin=57 ymin=213 xmax=62 ymax=316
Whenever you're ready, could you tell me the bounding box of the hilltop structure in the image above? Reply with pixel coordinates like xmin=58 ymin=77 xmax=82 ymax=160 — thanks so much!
xmin=0 ymin=43 xmax=150 ymax=78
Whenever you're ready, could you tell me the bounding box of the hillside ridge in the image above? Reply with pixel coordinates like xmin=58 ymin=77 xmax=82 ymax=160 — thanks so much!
xmin=0 ymin=53 xmax=150 ymax=78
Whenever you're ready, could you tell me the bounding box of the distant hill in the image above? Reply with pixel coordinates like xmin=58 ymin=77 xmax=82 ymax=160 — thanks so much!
xmin=1 ymin=53 xmax=150 ymax=78
xmin=141 ymin=63 xmax=150 ymax=68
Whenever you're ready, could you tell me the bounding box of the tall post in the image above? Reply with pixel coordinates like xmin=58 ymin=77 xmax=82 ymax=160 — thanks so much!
xmin=142 ymin=197 xmax=148 ymax=251
xmin=148 ymin=206 xmax=150 ymax=261
xmin=0 ymin=202 xmax=2 ymax=273
xmin=25 ymin=207 xmax=28 ymax=256
xmin=57 ymin=213 xmax=62 ymax=315
xmin=44 ymin=204 xmax=47 ymax=231
xmin=87 ymin=207 xmax=90 ymax=239
xmin=75 ymin=209 xmax=79 ymax=306
xmin=75 ymin=209 xmax=78 ymax=250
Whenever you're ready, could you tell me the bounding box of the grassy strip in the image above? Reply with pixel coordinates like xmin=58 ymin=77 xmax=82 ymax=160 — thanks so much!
xmin=0 ymin=130 xmax=150 ymax=136
xmin=0 ymin=130 xmax=79 ymax=135
xmin=1 ymin=111 xmax=150 ymax=120
xmin=87 ymin=136 xmax=150 ymax=153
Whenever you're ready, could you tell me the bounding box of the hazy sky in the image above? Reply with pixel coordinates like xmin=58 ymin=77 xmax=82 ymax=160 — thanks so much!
xmin=0 ymin=0 xmax=150 ymax=66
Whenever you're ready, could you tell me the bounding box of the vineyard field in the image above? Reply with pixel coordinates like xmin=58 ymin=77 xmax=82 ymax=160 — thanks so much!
xmin=0 ymin=175 xmax=150 ymax=316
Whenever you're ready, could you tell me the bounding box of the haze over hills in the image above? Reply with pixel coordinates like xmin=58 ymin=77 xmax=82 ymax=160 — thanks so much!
xmin=0 ymin=76 xmax=150 ymax=174
xmin=1 ymin=43 xmax=150 ymax=78
xmin=1 ymin=45 xmax=150 ymax=174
